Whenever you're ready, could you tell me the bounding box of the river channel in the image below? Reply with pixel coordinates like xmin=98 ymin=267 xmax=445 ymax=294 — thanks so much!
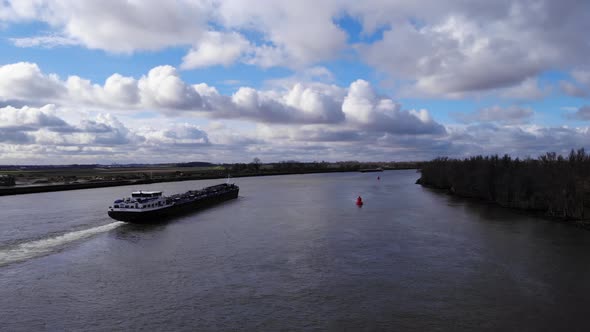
xmin=1 ymin=170 xmax=589 ymax=331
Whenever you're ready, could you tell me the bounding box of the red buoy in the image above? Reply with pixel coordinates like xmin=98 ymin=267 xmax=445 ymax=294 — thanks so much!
xmin=356 ymin=196 xmax=364 ymax=206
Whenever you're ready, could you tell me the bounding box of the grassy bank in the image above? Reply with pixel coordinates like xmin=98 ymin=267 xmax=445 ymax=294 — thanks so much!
xmin=0 ymin=161 xmax=421 ymax=196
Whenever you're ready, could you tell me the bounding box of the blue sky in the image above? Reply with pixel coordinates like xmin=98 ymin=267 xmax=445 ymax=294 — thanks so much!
xmin=0 ymin=0 xmax=589 ymax=164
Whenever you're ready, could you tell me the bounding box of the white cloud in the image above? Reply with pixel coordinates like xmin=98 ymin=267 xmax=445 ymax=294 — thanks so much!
xmin=1 ymin=101 xmax=589 ymax=164
xmin=283 ymin=83 xmax=344 ymax=123
xmin=141 ymin=124 xmax=210 ymax=146
xmin=0 ymin=104 xmax=69 ymax=131
xmin=215 ymin=0 xmax=347 ymax=68
xmin=1 ymin=0 xmax=589 ymax=98
xmin=0 ymin=62 xmax=64 ymax=102
xmin=38 ymin=65 xmax=203 ymax=110
xmin=342 ymin=80 xmax=445 ymax=134
xmin=0 ymin=105 xmax=140 ymax=146
xmin=356 ymin=1 xmax=590 ymax=97
xmin=2 ymin=0 xmax=345 ymax=68
xmin=3 ymin=49 xmax=590 ymax=163
xmin=244 ymin=45 xmax=291 ymax=68
xmin=181 ymin=31 xmax=251 ymax=69
xmin=1 ymin=0 xmax=209 ymax=53
xmin=362 ymin=17 xmax=545 ymax=98
xmin=82 ymin=114 xmax=143 ymax=145
xmin=499 ymin=78 xmax=549 ymax=100
xmin=103 ymin=74 xmax=140 ymax=105
xmin=137 ymin=66 xmax=202 ymax=110
xmin=10 ymin=34 xmax=79 ymax=48
xmin=0 ymin=62 xmax=447 ymax=134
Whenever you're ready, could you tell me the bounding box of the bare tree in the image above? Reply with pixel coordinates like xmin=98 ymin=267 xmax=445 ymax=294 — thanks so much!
xmin=251 ymin=157 xmax=262 ymax=172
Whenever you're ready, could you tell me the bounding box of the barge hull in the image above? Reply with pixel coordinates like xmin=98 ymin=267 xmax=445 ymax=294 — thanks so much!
xmin=108 ymin=188 xmax=238 ymax=223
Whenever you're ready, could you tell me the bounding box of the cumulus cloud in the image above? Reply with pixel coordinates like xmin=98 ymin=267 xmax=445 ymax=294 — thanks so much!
xmin=342 ymin=80 xmax=445 ymax=134
xmin=3 ymin=53 xmax=590 ymax=163
xmin=142 ymin=124 xmax=210 ymax=146
xmin=0 ymin=64 xmax=202 ymax=110
xmin=362 ymin=17 xmax=544 ymax=98
xmin=2 ymin=0 xmax=589 ymax=98
xmin=80 ymin=114 xmax=143 ymax=145
xmin=2 ymin=0 xmax=345 ymax=68
xmin=2 ymin=0 xmax=209 ymax=52
xmin=0 ymin=105 xmax=143 ymax=147
xmin=256 ymin=124 xmax=363 ymax=143
xmin=356 ymin=1 xmax=590 ymax=97
xmin=0 ymin=62 xmax=448 ymax=137
xmin=282 ymin=83 xmax=344 ymax=123
xmin=0 ymin=104 xmax=70 ymax=132
xmin=216 ymin=0 xmax=347 ymax=68
xmin=0 ymin=62 xmax=65 ymax=102
xmin=103 ymin=74 xmax=140 ymax=105
xmin=181 ymin=31 xmax=251 ymax=69
xmin=452 ymin=105 xmax=534 ymax=125
xmin=1 ymin=102 xmax=589 ymax=164
xmin=138 ymin=66 xmax=203 ymax=110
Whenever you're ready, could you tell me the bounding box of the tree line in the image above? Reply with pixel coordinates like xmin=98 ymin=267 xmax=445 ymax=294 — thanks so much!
xmin=417 ymin=149 xmax=590 ymax=220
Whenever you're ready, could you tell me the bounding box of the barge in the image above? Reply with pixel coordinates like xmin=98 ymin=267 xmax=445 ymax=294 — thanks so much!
xmin=107 ymin=183 xmax=239 ymax=223
xmin=359 ymin=168 xmax=383 ymax=173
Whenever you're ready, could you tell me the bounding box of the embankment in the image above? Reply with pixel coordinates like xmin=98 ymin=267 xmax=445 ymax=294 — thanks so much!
xmin=0 ymin=167 xmax=400 ymax=196
xmin=416 ymin=152 xmax=590 ymax=226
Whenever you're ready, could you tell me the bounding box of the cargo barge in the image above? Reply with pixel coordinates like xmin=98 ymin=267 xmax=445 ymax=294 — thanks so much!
xmin=359 ymin=168 xmax=383 ymax=173
xmin=107 ymin=183 xmax=239 ymax=223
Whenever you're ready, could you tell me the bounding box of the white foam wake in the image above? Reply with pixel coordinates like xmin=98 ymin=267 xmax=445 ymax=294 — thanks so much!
xmin=0 ymin=222 xmax=124 ymax=267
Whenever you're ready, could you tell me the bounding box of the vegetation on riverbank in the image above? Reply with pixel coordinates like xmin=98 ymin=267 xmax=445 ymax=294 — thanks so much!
xmin=0 ymin=160 xmax=422 ymax=196
xmin=417 ymin=149 xmax=590 ymax=222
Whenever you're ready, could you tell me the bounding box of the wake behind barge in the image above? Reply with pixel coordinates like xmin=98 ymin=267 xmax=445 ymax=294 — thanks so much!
xmin=107 ymin=183 xmax=239 ymax=223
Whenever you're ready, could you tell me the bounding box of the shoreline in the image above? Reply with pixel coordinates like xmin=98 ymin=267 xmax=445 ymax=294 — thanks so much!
xmin=416 ymin=179 xmax=590 ymax=230
xmin=0 ymin=168 xmax=414 ymax=196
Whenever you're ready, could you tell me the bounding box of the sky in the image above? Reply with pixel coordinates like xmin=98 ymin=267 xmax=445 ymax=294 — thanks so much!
xmin=0 ymin=0 xmax=589 ymax=164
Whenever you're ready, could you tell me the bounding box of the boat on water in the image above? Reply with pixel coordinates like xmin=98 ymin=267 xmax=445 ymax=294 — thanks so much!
xmin=359 ymin=168 xmax=383 ymax=173
xmin=107 ymin=183 xmax=239 ymax=223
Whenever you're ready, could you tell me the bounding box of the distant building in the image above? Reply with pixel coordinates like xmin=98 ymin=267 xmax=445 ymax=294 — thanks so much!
xmin=0 ymin=174 xmax=15 ymax=186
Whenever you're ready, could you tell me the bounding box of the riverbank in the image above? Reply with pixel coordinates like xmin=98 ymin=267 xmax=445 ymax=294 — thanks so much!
xmin=0 ymin=166 xmax=416 ymax=196
xmin=417 ymin=180 xmax=590 ymax=230
xmin=416 ymin=152 xmax=590 ymax=228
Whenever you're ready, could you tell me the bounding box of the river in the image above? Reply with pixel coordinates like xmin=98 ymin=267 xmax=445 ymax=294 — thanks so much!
xmin=1 ymin=170 xmax=589 ymax=331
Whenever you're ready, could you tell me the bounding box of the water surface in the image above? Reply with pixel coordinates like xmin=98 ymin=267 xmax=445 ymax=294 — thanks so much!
xmin=1 ymin=170 xmax=589 ymax=331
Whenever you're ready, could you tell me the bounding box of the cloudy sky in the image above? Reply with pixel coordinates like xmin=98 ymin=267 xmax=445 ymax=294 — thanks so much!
xmin=0 ymin=0 xmax=589 ymax=164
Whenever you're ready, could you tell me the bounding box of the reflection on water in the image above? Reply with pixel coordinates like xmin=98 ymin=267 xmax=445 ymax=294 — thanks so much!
xmin=114 ymin=223 xmax=169 ymax=241
xmin=1 ymin=170 xmax=590 ymax=331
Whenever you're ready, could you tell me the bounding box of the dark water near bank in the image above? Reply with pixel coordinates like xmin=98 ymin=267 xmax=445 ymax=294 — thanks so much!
xmin=1 ymin=170 xmax=590 ymax=331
